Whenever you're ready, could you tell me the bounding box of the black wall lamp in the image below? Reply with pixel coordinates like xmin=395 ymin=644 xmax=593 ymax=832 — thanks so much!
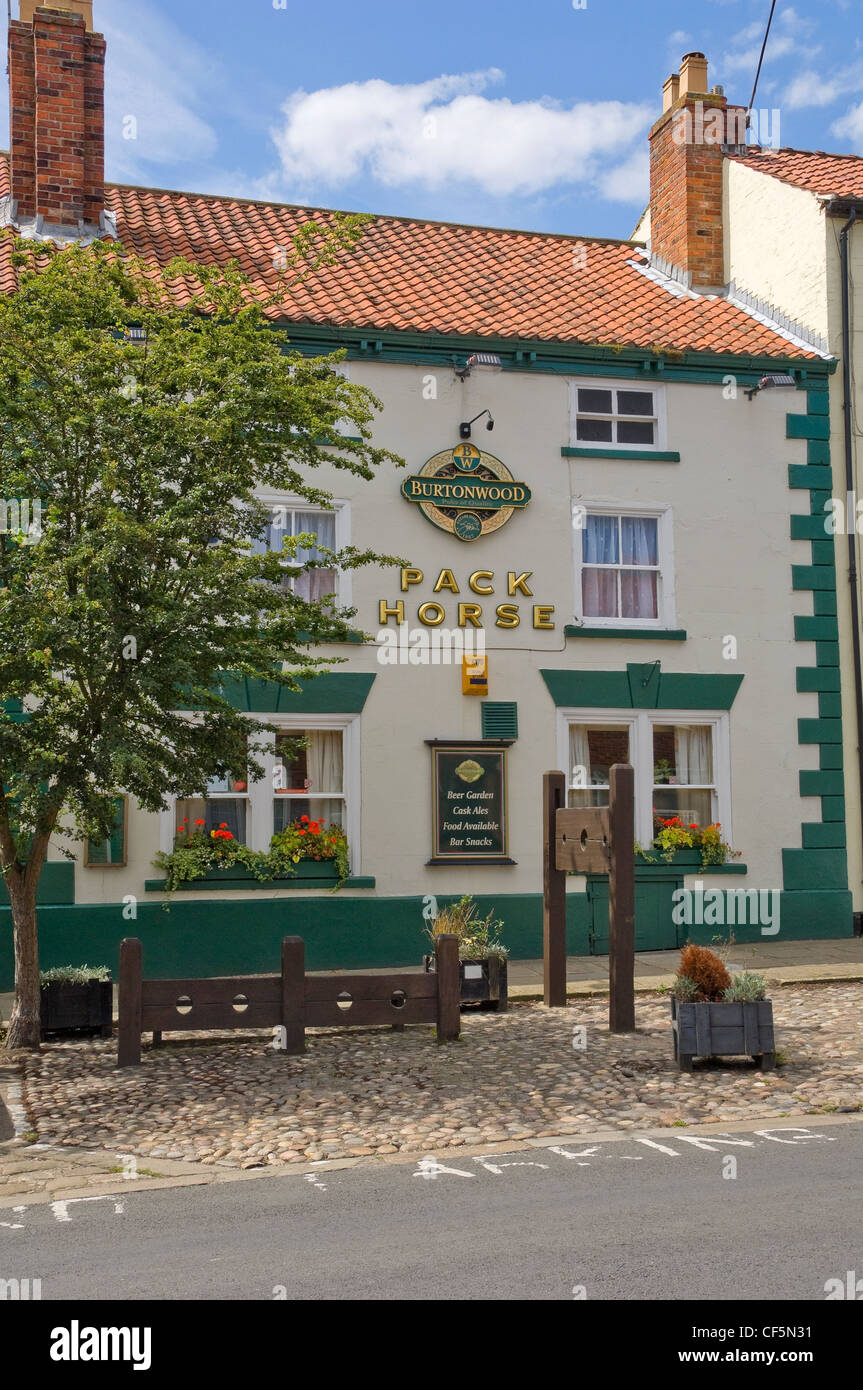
xmin=459 ymin=409 xmax=494 ymax=439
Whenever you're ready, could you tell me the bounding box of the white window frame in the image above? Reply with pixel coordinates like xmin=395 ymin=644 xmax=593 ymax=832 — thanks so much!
xmin=556 ymin=708 xmax=732 ymax=850
xmin=160 ymin=713 xmax=362 ymax=870
xmin=253 ymin=493 xmax=352 ymax=616
xmin=569 ymin=377 xmax=668 ymax=452
xmin=572 ymin=500 xmax=675 ymax=629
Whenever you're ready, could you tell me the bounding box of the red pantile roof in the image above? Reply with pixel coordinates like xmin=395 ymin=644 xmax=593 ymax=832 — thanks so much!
xmin=0 ymin=152 xmax=821 ymax=360
xmin=736 ymin=147 xmax=863 ymax=199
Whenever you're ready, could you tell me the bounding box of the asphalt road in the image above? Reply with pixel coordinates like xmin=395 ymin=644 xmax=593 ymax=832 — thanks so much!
xmin=3 ymin=1118 xmax=862 ymax=1301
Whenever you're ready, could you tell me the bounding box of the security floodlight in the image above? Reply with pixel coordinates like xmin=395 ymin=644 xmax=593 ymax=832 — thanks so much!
xmin=744 ymin=373 xmax=797 ymax=401
xmin=454 ymin=352 xmax=503 ymax=381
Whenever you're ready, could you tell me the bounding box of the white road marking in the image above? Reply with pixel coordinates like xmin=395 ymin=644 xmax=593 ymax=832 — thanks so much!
xmin=548 ymin=1145 xmax=602 ymax=1164
xmin=303 ymin=1174 xmax=327 ymax=1191
xmin=754 ymin=1127 xmax=836 ymax=1144
xmin=675 ymin=1134 xmax=757 ymax=1152
xmin=49 ymin=1196 xmax=125 ymax=1224
xmin=634 ymin=1137 xmax=680 ymax=1156
xmin=412 ymin=1158 xmax=475 ymax=1180
xmin=472 ymin=1156 xmax=549 ymax=1175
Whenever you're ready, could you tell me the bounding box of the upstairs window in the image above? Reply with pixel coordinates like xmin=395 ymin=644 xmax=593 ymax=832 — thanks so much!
xmin=253 ymin=505 xmax=338 ymax=603
xmin=574 ymin=505 xmax=674 ymax=628
xmin=570 ymin=381 xmax=666 ymax=450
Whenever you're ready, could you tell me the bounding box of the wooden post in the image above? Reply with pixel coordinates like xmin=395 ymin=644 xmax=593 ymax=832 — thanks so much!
xmin=543 ymin=770 xmax=567 ymax=1007
xmin=435 ymin=933 xmax=460 ymax=1042
xmin=117 ymin=937 xmax=142 ymax=1068
xmin=281 ymin=936 xmax=306 ymax=1055
xmin=609 ymin=763 xmax=635 ymax=1033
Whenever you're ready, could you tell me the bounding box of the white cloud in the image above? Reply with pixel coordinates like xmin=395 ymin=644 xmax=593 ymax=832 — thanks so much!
xmin=831 ymin=101 xmax=863 ymax=144
xmin=269 ymin=71 xmax=652 ymax=199
xmin=97 ymin=0 xmax=221 ymax=181
xmin=597 ymin=150 xmax=649 ymax=203
xmin=719 ymin=34 xmax=799 ymax=77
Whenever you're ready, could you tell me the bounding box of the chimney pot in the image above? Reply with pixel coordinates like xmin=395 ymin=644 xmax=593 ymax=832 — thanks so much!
xmin=19 ymin=2 xmax=94 ymax=30
xmin=662 ymin=73 xmax=681 ymax=112
xmin=679 ymin=51 xmax=709 ymax=96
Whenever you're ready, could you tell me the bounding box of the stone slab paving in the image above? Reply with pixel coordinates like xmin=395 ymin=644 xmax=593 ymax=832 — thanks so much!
xmin=7 ymin=982 xmax=861 ymax=1174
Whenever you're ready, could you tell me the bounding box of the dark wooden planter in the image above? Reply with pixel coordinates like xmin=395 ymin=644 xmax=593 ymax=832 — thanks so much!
xmin=40 ymin=980 xmax=113 ymax=1036
xmin=671 ymin=996 xmax=774 ymax=1072
xmin=424 ymin=955 xmax=507 ymax=1011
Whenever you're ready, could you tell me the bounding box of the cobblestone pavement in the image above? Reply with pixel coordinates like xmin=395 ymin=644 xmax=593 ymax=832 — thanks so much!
xmin=8 ymin=984 xmax=863 ymax=1171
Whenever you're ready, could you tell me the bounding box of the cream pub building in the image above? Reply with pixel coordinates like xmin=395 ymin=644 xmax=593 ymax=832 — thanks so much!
xmin=0 ymin=9 xmax=854 ymax=983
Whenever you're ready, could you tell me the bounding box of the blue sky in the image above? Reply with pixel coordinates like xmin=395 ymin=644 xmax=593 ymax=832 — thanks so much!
xmin=2 ymin=0 xmax=863 ymax=238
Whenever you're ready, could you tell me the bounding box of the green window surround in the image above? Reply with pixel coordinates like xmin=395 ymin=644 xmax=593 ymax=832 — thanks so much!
xmin=539 ymin=663 xmax=743 ymax=710
xmin=560 ymin=447 xmax=681 ymax=462
xmin=215 ymin=672 xmax=376 ymax=714
xmin=564 ymin=626 xmax=687 ymax=641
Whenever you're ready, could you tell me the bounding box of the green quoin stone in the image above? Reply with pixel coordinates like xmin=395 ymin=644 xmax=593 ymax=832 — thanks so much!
xmin=809 ymin=539 xmax=836 ymax=566
xmin=806 ymin=440 xmax=831 ymax=465
xmin=787 ymin=414 xmax=830 ymax=440
xmin=788 ymin=465 xmax=832 ymax=490
xmin=800 ymin=769 xmax=844 ymax=796
xmin=802 ymin=822 xmax=846 ymax=849
xmin=806 ymin=392 xmax=830 ymax=416
xmin=819 ymin=746 xmax=844 ymax=771
xmin=792 ymin=565 xmax=836 ymax=591
xmin=794 ymin=615 xmax=838 ymax=641
xmin=782 ymin=848 xmax=848 ymax=891
xmin=797 ymin=666 xmax=840 ymax=691
xmin=816 ymin=642 xmax=840 ymax=666
xmin=813 ymin=590 xmax=837 ymax=616
xmin=798 ymin=717 xmax=842 ymax=744
xmin=790 ymin=513 xmax=832 ymax=540
xmin=821 ymin=796 xmax=846 ymax=822
xmin=818 ymin=692 xmax=842 ymax=718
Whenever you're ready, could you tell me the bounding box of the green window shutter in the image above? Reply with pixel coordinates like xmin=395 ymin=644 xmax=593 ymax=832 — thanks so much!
xmin=481 ymin=701 xmax=518 ymax=739
xmin=85 ymin=797 xmax=127 ymax=867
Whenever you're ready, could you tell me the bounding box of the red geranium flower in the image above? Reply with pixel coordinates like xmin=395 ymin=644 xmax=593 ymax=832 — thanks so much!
xmin=300 ymin=815 xmax=310 ymax=824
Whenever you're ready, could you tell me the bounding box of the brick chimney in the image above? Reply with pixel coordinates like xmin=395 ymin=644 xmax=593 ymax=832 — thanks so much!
xmin=648 ymin=52 xmax=747 ymax=291
xmin=8 ymin=2 xmax=105 ymax=232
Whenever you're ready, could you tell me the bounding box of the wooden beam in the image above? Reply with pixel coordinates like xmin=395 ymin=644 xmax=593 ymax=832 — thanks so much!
xmin=543 ymin=769 xmax=568 ymax=1007
xmin=117 ymin=937 xmax=142 ymax=1068
xmin=609 ymin=763 xmax=635 ymax=1033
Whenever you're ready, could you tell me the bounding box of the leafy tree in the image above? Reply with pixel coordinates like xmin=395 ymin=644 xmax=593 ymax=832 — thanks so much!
xmin=0 ymin=232 xmax=402 ymax=1048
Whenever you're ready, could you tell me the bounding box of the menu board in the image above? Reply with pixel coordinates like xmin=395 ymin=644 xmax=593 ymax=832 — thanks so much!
xmin=430 ymin=745 xmax=509 ymax=861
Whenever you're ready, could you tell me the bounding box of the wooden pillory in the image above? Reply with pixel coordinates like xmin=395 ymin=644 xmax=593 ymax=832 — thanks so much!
xmin=117 ymin=934 xmax=461 ymax=1067
xmin=542 ymin=762 xmax=635 ymax=1032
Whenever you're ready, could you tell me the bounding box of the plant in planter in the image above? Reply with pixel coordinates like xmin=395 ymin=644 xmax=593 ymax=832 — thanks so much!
xmin=424 ymin=895 xmax=508 ymax=1011
xmin=153 ymin=815 xmax=350 ymax=901
xmin=40 ymin=964 xmax=112 ymax=1036
xmin=670 ymin=944 xmax=774 ymax=1072
xmin=269 ymin=817 xmax=350 ymax=885
xmin=637 ymin=817 xmax=740 ymax=869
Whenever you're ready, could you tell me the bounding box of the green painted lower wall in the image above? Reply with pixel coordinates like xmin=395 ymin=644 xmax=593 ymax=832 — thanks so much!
xmin=0 ymin=887 xmax=852 ymax=991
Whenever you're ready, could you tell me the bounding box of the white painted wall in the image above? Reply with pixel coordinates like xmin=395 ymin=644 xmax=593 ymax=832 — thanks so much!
xmin=60 ymin=359 xmax=814 ymax=907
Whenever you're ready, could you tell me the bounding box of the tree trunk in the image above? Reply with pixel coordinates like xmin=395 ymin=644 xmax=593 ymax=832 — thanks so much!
xmin=5 ymin=874 xmax=41 ymax=1050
